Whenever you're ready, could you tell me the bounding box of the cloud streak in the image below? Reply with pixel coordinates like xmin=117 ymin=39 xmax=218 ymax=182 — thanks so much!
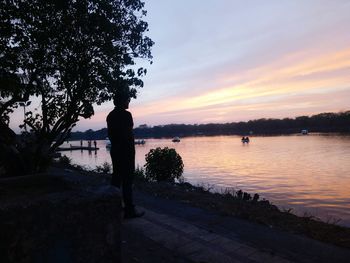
xmin=131 ymin=47 xmax=350 ymax=125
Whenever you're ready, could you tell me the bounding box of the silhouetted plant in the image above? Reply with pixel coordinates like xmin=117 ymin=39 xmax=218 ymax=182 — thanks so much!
xmin=134 ymin=166 xmax=147 ymax=180
xmin=0 ymin=0 xmax=153 ymax=174
xmin=95 ymin=162 xmax=112 ymax=174
xmin=236 ymin=190 xmax=243 ymax=199
xmin=222 ymin=188 xmax=236 ymax=198
xmin=243 ymin=192 xmax=251 ymax=201
xmin=282 ymin=208 xmax=293 ymax=214
xmin=196 ymin=183 xmax=214 ymax=193
xmin=58 ymin=156 xmax=71 ymax=166
xmin=144 ymin=147 xmax=184 ymax=182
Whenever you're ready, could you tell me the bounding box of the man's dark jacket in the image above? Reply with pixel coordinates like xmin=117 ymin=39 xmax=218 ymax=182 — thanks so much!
xmin=106 ymin=108 xmax=135 ymax=174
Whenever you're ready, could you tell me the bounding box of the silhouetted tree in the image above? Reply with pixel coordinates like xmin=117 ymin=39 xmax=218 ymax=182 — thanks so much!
xmin=133 ymin=111 xmax=350 ymax=138
xmin=0 ymin=0 xmax=153 ymax=174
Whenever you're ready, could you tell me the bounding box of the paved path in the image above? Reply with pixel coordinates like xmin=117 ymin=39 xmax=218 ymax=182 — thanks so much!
xmin=122 ymin=191 xmax=350 ymax=263
xmin=124 ymin=208 xmax=289 ymax=263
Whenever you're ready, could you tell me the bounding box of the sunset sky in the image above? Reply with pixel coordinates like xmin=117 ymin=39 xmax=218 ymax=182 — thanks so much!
xmin=9 ymin=0 xmax=350 ymax=132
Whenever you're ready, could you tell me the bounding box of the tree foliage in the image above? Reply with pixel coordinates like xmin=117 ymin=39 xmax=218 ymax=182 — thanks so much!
xmin=64 ymin=111 xmax=350 ymax=141
xmin=145 ymin=147 xmax=184 ymax=182
xmin=133 ymin=111 xmax=350 ymax=138
xmin=0 ymin=0 xmax=153 ymax=174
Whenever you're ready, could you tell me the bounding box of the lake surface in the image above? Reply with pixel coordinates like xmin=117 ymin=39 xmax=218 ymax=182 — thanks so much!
xmin=61 ymin=134 xmax=350 ymax=226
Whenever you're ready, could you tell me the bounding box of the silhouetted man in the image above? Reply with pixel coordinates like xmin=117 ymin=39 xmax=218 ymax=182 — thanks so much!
xmin=106 ymin=94 xmax=144 ymax=219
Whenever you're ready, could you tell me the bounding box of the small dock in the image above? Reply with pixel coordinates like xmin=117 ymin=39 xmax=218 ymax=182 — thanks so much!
xmin=57 ymin=146 xmax=99 ymax=151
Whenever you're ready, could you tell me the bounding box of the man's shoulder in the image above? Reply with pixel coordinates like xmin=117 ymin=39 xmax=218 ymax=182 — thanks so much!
xmin=107 ymin=109 xmax=132 ymax=120
xmin=125 ymin=110 xmax=132 ymax=117
xmin=106 ymin=109 xmax=115 ymax=122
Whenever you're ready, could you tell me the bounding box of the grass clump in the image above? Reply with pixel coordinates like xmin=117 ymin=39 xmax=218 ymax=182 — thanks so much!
xmin=57 ymin=155 xmax=71 ymax=166
xmin=94 ymin=162 xmax=112 ymax=174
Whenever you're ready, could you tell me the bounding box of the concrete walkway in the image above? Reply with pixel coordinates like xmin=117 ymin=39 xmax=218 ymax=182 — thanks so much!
xmin=122 ymin=191 xmax=350 ymax=263
xmin=124 ymin=208 xmax=288 ymax=263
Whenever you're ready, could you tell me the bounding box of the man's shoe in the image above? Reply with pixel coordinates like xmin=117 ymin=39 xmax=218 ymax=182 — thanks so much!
xmin=124 ymin=208 xmax=145 ymax=219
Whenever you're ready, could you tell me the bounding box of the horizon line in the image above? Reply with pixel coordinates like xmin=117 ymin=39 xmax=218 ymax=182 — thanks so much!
xmin=73 ymin=109 xmax=349 ymax=133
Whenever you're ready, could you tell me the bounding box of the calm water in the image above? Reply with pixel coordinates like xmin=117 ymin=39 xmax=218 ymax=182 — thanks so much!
xmin=61 ymin=134 xmax=350 ymax=226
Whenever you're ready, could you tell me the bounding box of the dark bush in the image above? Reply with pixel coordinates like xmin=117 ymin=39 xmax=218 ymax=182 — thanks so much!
xmin=58 ymin=155 xmax=71 ymax=166
xmin=95 ymin=162 xmax=112 ymax=174
xmin=134 ymin=166 xmax=147 ymax=180
xmin=144 ymin=147 xmax=184 ymax=182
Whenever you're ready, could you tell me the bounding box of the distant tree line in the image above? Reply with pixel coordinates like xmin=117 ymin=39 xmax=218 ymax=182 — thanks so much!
xmin=69 ymin=111 xmax=350 ymax=140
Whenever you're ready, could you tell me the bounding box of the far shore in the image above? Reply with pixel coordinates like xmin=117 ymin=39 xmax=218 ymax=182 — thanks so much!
xmin=67 ymin=111 xmax=350 ymax=140
xmin=65 ymin=131 xmax=350 ymax=141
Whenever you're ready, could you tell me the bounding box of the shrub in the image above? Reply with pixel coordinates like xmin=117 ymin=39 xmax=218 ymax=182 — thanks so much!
xmin=95 ymin=162 xmax=112 ymax=174
xmin=58 ymin=155 xmax=71 ymax=166
xmin=134 ymin=166 xmax=147 ymax=180
xmin=145 ymin=147 xmax=184 ymax=182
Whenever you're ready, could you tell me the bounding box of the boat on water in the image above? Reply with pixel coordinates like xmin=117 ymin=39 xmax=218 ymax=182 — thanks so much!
xmin=301 ymin=129 xmax=308 ymax=135
xmin=135 ymin=139 xmax=146 ymax=145
xmin=172 ymin=136 xmax=180 ymax=142
xmin=241 ymin=136 xmax=250 ymax=143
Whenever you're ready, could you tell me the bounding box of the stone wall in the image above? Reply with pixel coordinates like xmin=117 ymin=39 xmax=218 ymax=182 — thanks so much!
xmin=0 ymin=169 xmax=121 ymax=263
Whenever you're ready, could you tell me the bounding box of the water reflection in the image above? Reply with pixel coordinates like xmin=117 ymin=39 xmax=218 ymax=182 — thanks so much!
xmin=61 ymin=134 xmax=350 ymax=226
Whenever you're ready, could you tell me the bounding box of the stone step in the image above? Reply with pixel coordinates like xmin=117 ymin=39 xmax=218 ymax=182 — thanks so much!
xmin=124 ymin=208 xmax=292 ymax=263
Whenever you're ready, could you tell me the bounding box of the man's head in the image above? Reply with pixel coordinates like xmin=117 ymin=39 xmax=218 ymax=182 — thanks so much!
xmin=113 ymin=94 xmax=131 ymax=109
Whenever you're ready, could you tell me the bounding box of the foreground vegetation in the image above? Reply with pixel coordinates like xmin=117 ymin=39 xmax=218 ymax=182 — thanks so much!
xmin=133 ymin=169 xmax=350 ymax=249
